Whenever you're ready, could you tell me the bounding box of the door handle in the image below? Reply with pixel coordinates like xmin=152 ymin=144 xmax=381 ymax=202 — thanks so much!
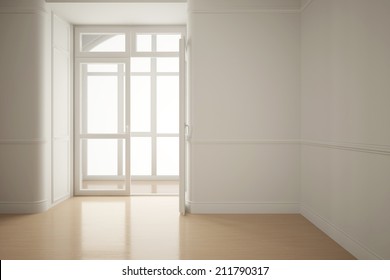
xmin=185 ymin=124 xmax=191 ymax=140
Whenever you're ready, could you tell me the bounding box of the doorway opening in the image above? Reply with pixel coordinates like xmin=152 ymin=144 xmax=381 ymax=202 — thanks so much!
xmin=74 ymin=27 xmax=185 ymax=201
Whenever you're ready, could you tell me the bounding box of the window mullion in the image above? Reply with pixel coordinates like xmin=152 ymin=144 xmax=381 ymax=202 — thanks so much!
xmin=81 ymin=64 xmax=88 ymax=180
xmin=117 ymin=64 xmax=124 ymax=176
xmin=151 ymin=56 xmax=157 ymax=177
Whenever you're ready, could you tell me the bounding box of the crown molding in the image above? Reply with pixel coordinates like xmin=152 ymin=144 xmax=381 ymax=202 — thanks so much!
xmin=46 ymin=0 xmax=186 ymax=2
xmin=188 ymin=0 xmax=301 ymax=14
xmin=0 ymin=139 xmax=49 ymax=145
xmin=0 ymin=0 xmax=47 ymax=13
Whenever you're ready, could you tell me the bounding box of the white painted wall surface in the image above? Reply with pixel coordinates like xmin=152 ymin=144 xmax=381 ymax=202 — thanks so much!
xmin=52 ymin=14 xmax=72 ymax=204
xmin=187 ymin=0 xmax=301 ymax=213
xmin=301 ymin=0 xmax=390 ymax=259
xmin=0 ymin=0 xmax=51 ymax=213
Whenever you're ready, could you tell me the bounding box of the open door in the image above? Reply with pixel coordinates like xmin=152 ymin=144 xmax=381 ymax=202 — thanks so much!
xmin=179 ymin=37 xmax=186 ymax=215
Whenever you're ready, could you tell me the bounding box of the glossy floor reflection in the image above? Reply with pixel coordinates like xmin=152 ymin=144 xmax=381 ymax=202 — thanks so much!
xmin=0 ymin=197 xmax=355 ymax=260
xmin=82 ymin=180 xmax=126 ymax=190
xmin=81 ymin=180 xmax=179 ymax=195
xmin=130 ymin=181 xmax=179 ymax=195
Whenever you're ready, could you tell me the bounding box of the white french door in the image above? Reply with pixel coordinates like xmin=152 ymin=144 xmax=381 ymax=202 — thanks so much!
xmin=74 ymin=27 xmax=186 ymax=212
xmin=75 ymin=59 xmax=130 ymax=195
xmin=130 ymin=56 xmax=180 ymax=181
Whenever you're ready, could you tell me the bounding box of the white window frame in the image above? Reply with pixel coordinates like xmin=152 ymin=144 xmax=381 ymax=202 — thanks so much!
xmin=75 ymin=27 xmax=130 ymax=58
xmin=74 ymin=25 xmax=186 ymax=197
xmin=130 ymin=33 xmax=181 ymax=181
xmin=74 ymin=57 xmax=130 ymax=196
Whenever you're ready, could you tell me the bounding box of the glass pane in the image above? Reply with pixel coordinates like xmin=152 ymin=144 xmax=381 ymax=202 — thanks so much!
xmin=81 ymin=33 xmax=125 ymax=52
xmin=156 ymin=76 xmax=179 ymax=133
xmin=131 ymin=137 xmax=152 ymax=176
xmin=87 ymin=64 xmax=118 ymax=73
xmin=86 ymin=139 xmax=118 ymax=176
xmin=131 ymin=76 xmax=151 ymax=132
xmin=156 ymin=34 xmax=181 ymax=52
xmin=156 ymin=57 xmax=179 ymax=73
xmin=156 ymin=137 xmax=179 ymax=176
xmin=131 ymin=57 xmax=151 ymax=73
xmin=136 ymin=34 xmax=152 ymax=52
xmin=87 ymin=76 xmax=118 ymax=133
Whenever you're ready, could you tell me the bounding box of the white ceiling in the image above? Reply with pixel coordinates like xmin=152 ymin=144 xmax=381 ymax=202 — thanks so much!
xmin=46 ymin=1 xmax=187 ymax=25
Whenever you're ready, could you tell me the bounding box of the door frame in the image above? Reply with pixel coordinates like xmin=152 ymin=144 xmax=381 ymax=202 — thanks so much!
xmin=73 ymin=26 xmax=187 ymax=213
xmin=74 ymin=57 xmax=130 ymax=196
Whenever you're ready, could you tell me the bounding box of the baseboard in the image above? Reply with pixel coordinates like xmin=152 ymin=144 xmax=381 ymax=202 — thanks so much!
xmin=0 ymin=200 xmax=49 ymax=214
xmin=301 ymin=206 xmax=382 ymax=260
xmin=187 ymin=201 xmax=300 ymax=214
xmin=52 ymin=194 xmax=71 ymax=206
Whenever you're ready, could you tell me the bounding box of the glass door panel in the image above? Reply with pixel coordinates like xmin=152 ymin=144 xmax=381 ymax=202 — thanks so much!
xmin=87 ymin=76 xmax=119 ymax=133
xmin=156 ymin=76 xmax=179 ymax=134
xmin=75 ymin=61 xmax=129 ymax=195
xmin=156 ymin=137 xmax=179 ymax=176
xmin=130 ymin=55 xmax=180 ymax=186
xmin=130 ymin=76 xmax=151 ymax=133
xmin=130 ymin=137 xmax=152 ymax=176
xmin=85 ymin=139 xmax=121 ymax=176
xmin=75 ymin=29 xmax=185 ymax=202
xmin=156 ymin=57 xmax=179 ymax=73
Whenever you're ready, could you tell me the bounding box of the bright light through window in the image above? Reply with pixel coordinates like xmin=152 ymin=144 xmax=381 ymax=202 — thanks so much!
xmin=131 ymin=76 xmax=151 ymax=132
xmin=81 ymin=33 xmax=126 ymax=52
xmin=87 ymin=139 xmax=118 ymax=176
xmin=157 ymin=137 xmax=179 ymax=176
xmin=76 ymin=29 xmax=183 ymax=189
xmin=87 ymin=76 xmax=118 ymax=133
xmin=156 ymin=76 xmax=179 ymax=134
xmin=136 ymin=34 xmax=152 ymax=52
xmin=131 ymin=137 xmax=152 ymax=176
xmin=156 ymin=34 xmax=181 ymax=52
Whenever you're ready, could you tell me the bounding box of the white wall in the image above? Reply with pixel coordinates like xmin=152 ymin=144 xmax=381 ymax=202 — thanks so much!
xmin=0 ymin=0 xmax=72 ymax=213
xmin=52 ymin=14 xmax=72 ymax=205
xmin=301 ymin=0 xmax=390 ymax=259
xmin=187 ymin=0 xmax=301 ymax=213
xmin=0 ymin=0 xmax=51 ymax=213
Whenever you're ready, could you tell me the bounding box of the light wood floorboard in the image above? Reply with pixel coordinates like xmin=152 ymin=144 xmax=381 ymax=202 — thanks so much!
xmin=0 ymin=197 xmax=355 ymax=260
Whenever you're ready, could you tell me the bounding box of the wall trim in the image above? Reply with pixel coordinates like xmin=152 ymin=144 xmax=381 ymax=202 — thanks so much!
xmin=188 ymin=0 xmax=301 ymax=14
xmin=47 ymin=0 xmax=187 ymax=2
xmin=187 ymin=201 xmax=300 ymax=214
xmin=301 ymin=140 xmax=390 ymax=156
xmin=52 ymin=194 xmax=71 ymax=206
xmin=190 ymin=139 xmax=300 ymax=145
xmin=190 ymin=139 xmax=390 ymax=155
xmin=301 ymin=206 xmax=382 ymax=260
xmin=0 ymin=139 xmax=49 ymax=145
xmin=189 ymin=9 xmax=301 ymax=14
xmin=0 ymin=200 xmax=49 ymax=214
xmin=0 ymin=7 xmax=48 ymax=16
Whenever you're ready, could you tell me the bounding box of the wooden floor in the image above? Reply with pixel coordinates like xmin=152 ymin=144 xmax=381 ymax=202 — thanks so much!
xmin=0 ymin=196 xmax=355 ymax=260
